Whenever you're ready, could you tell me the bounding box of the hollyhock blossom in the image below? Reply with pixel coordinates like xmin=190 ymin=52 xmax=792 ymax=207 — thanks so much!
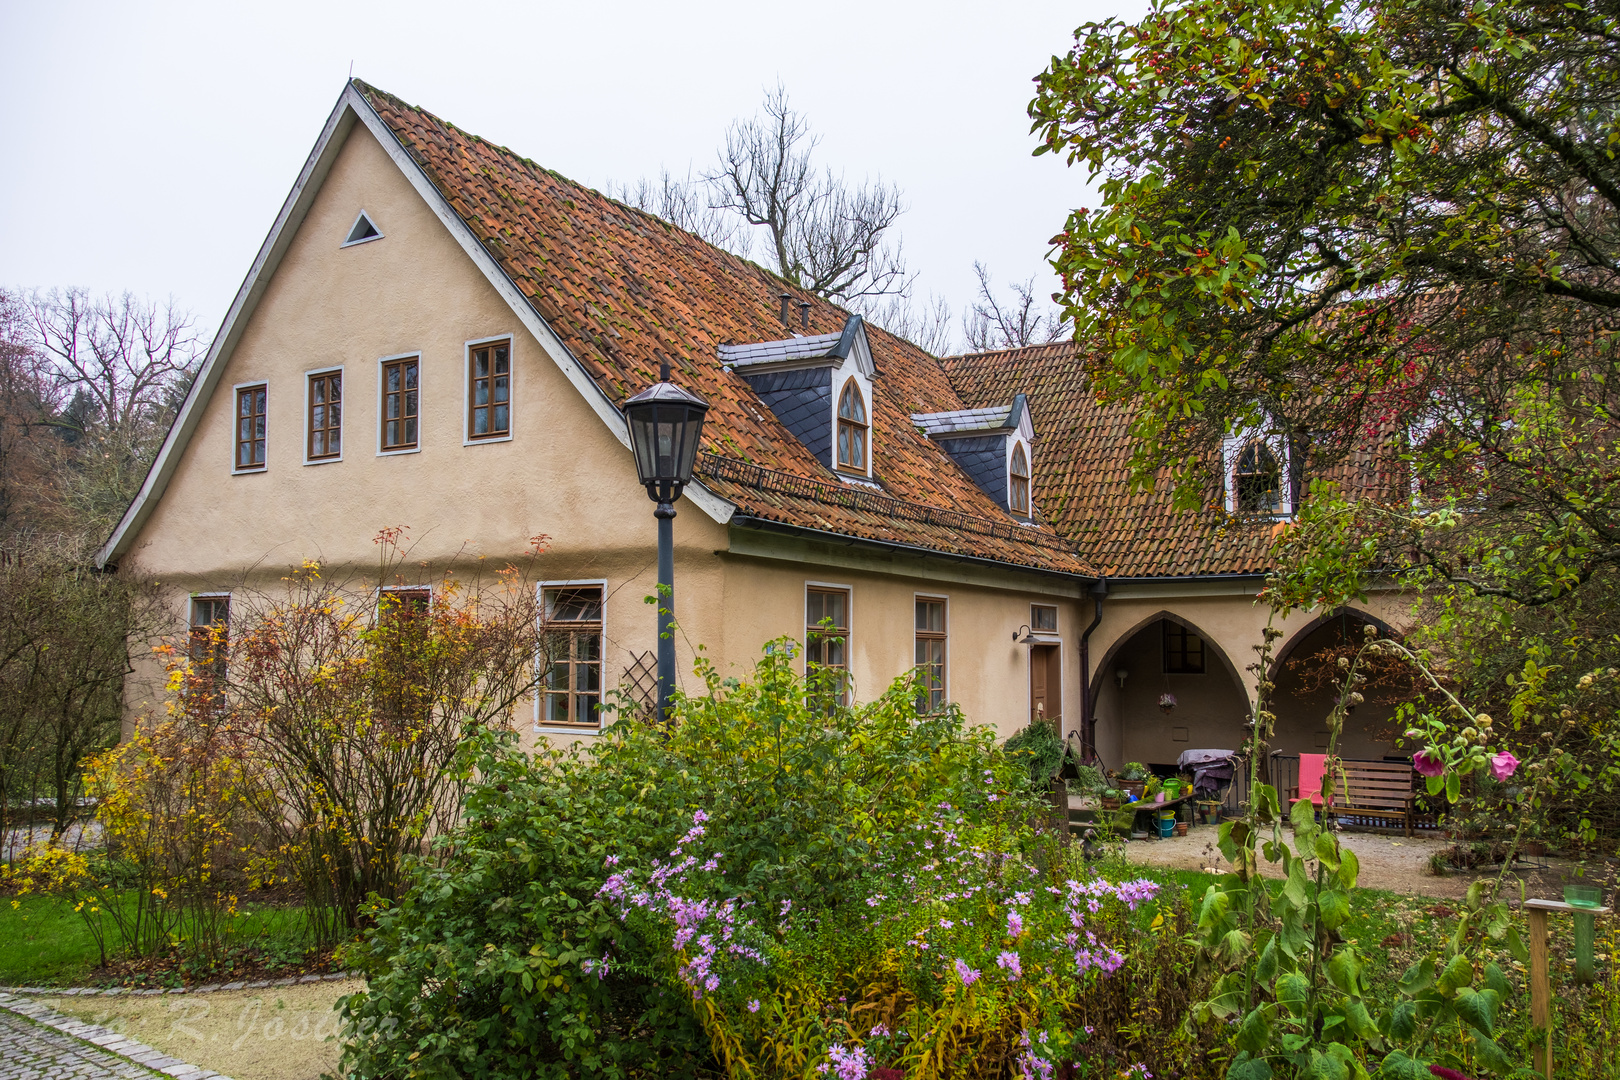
xmin=1490 ymin=751 xmax=1519 ymax=781
xmin=1412 ymin=751 xmax=1446 ymax=777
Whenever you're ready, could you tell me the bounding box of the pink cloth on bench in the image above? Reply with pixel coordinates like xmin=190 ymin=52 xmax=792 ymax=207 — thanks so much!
xmin=1291 ymin=753 xmax=1326 ymax=805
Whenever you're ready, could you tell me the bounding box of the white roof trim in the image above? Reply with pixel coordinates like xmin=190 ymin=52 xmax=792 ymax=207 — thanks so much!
xmin=97 ymin=83 xmax=731 ymax=567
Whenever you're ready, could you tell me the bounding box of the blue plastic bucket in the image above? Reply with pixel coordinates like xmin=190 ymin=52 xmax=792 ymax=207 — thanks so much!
xmin=1157 ymin=816 xmax=1175 ymax=838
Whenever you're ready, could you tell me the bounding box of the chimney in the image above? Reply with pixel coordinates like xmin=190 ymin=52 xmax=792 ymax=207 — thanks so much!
xmin=799 ymin=300 xmax=811 ymax=331
xmin=778 ymin=292 xmax=793 ymax=328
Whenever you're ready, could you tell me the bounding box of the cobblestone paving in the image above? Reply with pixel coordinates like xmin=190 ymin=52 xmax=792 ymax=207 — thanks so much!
xmin=0 ymin=1008 xmax=157 ymax=1080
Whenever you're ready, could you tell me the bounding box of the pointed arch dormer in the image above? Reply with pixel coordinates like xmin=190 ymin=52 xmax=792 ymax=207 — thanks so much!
xmin=912 ymin=393 xmax=1036 ymax=518
xmin=720 ymin=314 xmax=876 ymax=481
xmin=1221 ymin=426 xmax=1296 ymax=516
xmin=1009 ymin=441 xmax=1030 ymax=516
xmin=836 ymin=377 xmax=869 ymax=473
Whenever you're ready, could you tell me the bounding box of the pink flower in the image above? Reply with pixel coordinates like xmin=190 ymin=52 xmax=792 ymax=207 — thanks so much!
xmin=1412 ymin=751 xmax=1446 ymax=777
xmin=1490 ymin=751 xmax=1519 ymax=781
xmin=953 ymin=958 xmax=980 ymax=986
xmin=747 ymin=999 xmax=761 ymax=1013
xmin=1427 ymin=1067 xmax=1474 ymax=1080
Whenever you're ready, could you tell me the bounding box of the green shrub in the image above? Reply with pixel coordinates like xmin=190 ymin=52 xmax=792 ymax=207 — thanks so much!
xmin=1004 ymin=720 xmax=1066 ymax=787
xmin=339 ymin=642 xmax=1199 ymax=1080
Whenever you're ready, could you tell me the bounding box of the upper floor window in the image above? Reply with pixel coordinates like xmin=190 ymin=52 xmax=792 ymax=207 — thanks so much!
xmin=1163 ymin=621 xmax=1205 ymax=674
xmin=1009 ymin=443 xmax=1031 ymax=515
xmin=381 ymin=356 xmax=420 ymax=452
xmin=1234 ymin=438 xmax=1283 ymax=514
xmin=836 ymin=379 xmax=868 ymax=472
xmin=235 ymin=385 xmax=266 ymax=471
xmin=307 ymin=370 xmax=342 ymax=461
xmin=806 ymin=586 xmax=851 ymax=706
xmin=468 ymin=339 xmax=511 ymax=441
xmin=541 ymin=584 xmax=604 ymax=728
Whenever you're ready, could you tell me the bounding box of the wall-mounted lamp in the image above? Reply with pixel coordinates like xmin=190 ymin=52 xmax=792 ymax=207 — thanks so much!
xmin=1012 ymin=624 xmax=1030 ymax=642
xmin=1114 ymin=668 xmax=1129 ymax=690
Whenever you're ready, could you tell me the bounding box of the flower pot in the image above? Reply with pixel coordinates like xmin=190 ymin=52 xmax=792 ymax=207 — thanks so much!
xmin=1155 ymin=791 xmax=1166 ymax=804
xmin=1101 ymin=797 xmax=1121 ymax=810
xmin=1174 ymin=822 xmax=1188 ymax=837
xmin=1121 ymin=780 xmax=1147 ymax=800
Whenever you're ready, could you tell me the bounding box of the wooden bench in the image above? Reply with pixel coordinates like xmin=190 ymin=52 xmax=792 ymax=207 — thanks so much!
xmin=1289 ymin=754 xmax=1417 ymax=837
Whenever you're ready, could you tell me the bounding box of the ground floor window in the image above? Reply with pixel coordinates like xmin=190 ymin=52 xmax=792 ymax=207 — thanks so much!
xmin=915 ymin=597 xmax=946 ymax=713
xmin=806 ymin=586 xmax=850 ymax=705
xmin=542 ymin=584 xmax=604 ymax=727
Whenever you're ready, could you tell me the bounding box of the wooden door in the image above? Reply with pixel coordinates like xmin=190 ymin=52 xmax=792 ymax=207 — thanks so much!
xmin=1030 ymin=644 xmax=1062 ymax=729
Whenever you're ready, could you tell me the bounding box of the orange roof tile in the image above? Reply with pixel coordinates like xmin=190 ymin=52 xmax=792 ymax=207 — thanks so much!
xmin=355 ymin=83 xmax=1093 ymax=577
xmin=940 ymin=341 xmax=1402 ymax=578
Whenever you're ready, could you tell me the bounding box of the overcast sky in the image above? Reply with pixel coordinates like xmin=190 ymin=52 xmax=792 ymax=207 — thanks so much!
xmin=1 ymin=0 xmax=1146 ymax=351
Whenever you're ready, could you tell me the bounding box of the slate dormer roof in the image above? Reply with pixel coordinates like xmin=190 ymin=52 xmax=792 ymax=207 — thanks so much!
xmin=718 ymin=318 xmax=863 ymax=369
xmin=911 ymin=394 xmax=1033 ymax=516
xmin=350 ymin=83 xmax=1093 ymax=576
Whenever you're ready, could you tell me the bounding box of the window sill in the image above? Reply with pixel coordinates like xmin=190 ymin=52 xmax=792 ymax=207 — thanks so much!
xmin=464 ymin=433 xmax=514 ymax=446
xmin=377 ymin=446 xmax=421 ymax=457
xmin=232 ymin=466 xmax=268 ymax=476
xmin=833 ymin=471 xmax=880 ymax=489
xmin=303 ymin=456 xmax=344 ymax=467
xmin=533 ymin=725 xmax=602 ymax=738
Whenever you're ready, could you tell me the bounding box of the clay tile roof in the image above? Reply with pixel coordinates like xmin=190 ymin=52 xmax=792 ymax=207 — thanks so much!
xmin=940 ymin=341 xmax=1403 ymax=579
xmin=355 ymin=83 xmax=1093 ymax=577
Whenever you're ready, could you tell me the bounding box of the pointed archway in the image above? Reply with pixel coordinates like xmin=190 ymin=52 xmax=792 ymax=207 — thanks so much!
xmin=1087 ymin=611 xmax=1250 ymax=773
xmin=1269 ymin=607 xmax=1405 ymax=760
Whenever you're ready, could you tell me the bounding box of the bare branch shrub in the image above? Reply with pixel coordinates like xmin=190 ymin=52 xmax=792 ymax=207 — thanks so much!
xmin=962 ymin=262 xmax=1070 ymax=352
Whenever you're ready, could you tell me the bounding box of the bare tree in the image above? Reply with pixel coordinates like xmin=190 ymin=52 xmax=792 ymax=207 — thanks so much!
xmin=705 ymin=85 xmax=913 ymax=304
xmin=612 ymin=168 xmax=749 ymax=255
xmin=860 ymin=293 xmax=957 ymax=356
xmin=24 ymin=290 xmax=206 ymax=539
xmin=0 ymin=291 xmax=61 ymax=537
xmin=962 ymin=263 xmax=1070 ymax=353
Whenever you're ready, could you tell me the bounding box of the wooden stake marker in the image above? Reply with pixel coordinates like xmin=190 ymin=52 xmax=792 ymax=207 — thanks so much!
xmin=1523 ymin=897 xmax=1611 ymax=1078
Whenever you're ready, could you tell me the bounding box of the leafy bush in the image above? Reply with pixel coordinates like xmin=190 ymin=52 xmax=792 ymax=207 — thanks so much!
xmin=339 ymin=642 xmax=1198 ymax=1080
xmin=1004 ymin=720 xmax=1066 ymax=787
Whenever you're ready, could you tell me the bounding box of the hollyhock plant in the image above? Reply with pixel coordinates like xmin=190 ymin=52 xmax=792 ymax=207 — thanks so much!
xmin=1412 ymin=750 xmax=1446 ymax=777
xmin=1490 ymin=750 xmax=1519 ymax=782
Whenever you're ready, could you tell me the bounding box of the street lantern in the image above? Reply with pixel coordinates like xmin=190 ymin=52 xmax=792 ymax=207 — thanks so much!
xmin=622 ymin=361 xmax=710 ymax=722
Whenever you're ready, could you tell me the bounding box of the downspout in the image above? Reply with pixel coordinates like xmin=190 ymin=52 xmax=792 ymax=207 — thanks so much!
xmin=1077 ymin=577 xmax=1109 ymax=763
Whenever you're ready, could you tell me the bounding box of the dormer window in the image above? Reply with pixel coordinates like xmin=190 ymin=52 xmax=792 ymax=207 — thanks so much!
xmin=912 ymin=393 xmax=1035 ymax=518
xmin=1009 ymin=443 xmax=1030 ymax=516
xmin=1228 ymin=436 xmax=1285 ymax=514
xmin=837 ymin=379 xmax=868 ymax=472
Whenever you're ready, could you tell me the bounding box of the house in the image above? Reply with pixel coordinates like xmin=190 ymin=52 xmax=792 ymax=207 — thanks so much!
xmin=98 ymin=80 xmax=1407 ymax=774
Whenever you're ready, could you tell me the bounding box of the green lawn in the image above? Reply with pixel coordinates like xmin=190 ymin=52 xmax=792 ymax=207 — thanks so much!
xmin=0 ymin=893 xmax=325 ymax=987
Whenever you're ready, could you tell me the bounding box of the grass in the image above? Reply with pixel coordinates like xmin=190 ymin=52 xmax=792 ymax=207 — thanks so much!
xmin=0 ymin=892 xmax=330 ymax=988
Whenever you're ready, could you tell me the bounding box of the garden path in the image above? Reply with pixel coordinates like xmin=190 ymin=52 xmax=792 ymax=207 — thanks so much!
xmin=1122 ymin=826 xmax=1591 ymax=900
xmin=0 ymin=1003 xmax=166 ymax=1080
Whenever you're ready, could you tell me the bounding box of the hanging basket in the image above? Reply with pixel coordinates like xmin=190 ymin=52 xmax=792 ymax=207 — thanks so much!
xmin=1158 ymin=692 xmax=1178 ymax=714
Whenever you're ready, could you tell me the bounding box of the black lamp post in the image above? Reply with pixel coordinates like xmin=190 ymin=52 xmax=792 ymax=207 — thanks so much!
xmin=622 ymin=360 xmax=710 ymax=723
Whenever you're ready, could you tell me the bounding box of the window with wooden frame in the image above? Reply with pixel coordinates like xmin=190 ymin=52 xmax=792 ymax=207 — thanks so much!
xmin=381 ymin=356 xmax=420 ymax=452
xmin=1009 ymin=443 xmax=1031 ymax=515
xmin=1031 ymin=604 xmax=1058 ymax=633
xmin=1233 ymin=438 xmax=1283 ymax=514
xmin=1163 ymin=621 xmax=1206 ymax=674
xmin=468 ymin=339 xmax=511 ymax=440
xmin=235 ymin=385 xmax=267 ymax=471
xmin=541 ymin=585 xmax=603 ymax=728
xmin=189 ymin=595 xmax=230 ymax=692
xmin=836 ymin=379 xmax=868 ymax=472
xmin=375 ymin=588 xmax=433 ymax=725
xmin=915 ymin=598 xmax=946 ymax=713
xmin=307 ymin=371 xmax=342 ymax=460
xmin=805 ymin=586 xmax=851 ymax=705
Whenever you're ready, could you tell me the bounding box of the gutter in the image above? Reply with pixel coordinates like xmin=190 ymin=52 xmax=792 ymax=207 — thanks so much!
xmin=1077 ymin=577 xmax=1108 ymax=762
xmin=726 ymin=515 xmax=1096 ymax=586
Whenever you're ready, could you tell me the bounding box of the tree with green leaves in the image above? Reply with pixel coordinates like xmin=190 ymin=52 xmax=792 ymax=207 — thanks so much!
xmin=1031 ymin=0 xmax=1619 ymax=608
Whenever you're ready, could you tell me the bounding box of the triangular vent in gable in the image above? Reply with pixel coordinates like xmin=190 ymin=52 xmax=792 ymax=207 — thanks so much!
xmin=342 ymin=211 xmax=382 ymax=247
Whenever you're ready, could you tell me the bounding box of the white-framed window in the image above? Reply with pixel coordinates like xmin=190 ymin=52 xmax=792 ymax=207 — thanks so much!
xmin=914 ymin=594 xmax=947 ymax=714
xmin=188 ymin=592 xmax=231 ymax=689
xmin=805 ymin=581 xmax=852 ymax=706
xmin=377 ymin=352 xmax=421 ymax=455
xmin=836 ymin=377 xmax=869 ymax=474
xmin=1009 ymin=441 xmax=1031 ymax=516
xmin=464 ymin=335 xmax=514 ymax=445
xmin=1222 ymin=430 xmax=1291 ymax=515
xmin=536 ymin=580 xmax=606 ymax=731
xmin=342 ymin=210 xmax=383 ymax=248
xmin=303 ymin=366 xmax=344 ymax=465
xmin=232 ymin=382 xmax=268 ymax=473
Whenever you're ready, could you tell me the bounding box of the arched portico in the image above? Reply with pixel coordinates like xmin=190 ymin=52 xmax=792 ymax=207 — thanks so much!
xmin=1267 ymin=607 xmax=1405 ymax=760
xmin=1087 ymin=610 xmax=1251 ymax=773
